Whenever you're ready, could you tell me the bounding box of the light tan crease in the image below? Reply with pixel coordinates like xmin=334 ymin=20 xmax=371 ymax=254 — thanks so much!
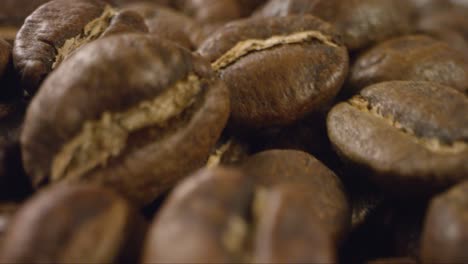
xmin=51 ymin=74 xmax=202 ymax=182
xmin=211 ymin=30 xmax=339 ymax=71
xmin=222 ymin=215 xmax=248 ymax=254
xmin=348 ymin=96 xmax=467 ymax=154
xmin=52 ymin=5 xmax=117 ymax=69
xmin=206 ymin=140 xmax=233 ymax=168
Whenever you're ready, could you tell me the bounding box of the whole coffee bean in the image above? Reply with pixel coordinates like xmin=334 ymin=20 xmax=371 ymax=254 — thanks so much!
xmin=0 ymin=39 xmax=10 ymax=80
xmin=327 ymin=81 xmax=468 ymax=195
xmin=172 ymin=0 xmax=244 ymax=25
xmin=252 ymin=184 xmax=337 ymax=263
xmin=143 ymin=167 xmax=253 ymax=263
xmin=125 ymin=2 xmax=202 ymax=50
xmin=240 ymin=150 xmax=350 ymax=245
xmin=420 ymin=181 xmax=468 ymax=263
xmin=13 ymin=0 xmax=148 ymax=95
xmin=349 ymin=35 xmax=468 ymax=95
xmin=21 ymin=34 xmax=230 ymax=205
xmin=145 ymin=163 xmax=348 ymax=263
xmin=254 ymin=0 xmax=414 ymax=51
xmin=198 ymin=15 xmax=348 ymax=129
xmin=0 ymin=184 xmax=147 ymax=263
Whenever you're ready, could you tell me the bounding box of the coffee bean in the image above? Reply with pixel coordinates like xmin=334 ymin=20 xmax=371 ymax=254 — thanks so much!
xmin=144 ymin=161 xmax=349 ymax=263
xmin=13 ymin=0 xmax=148 ymax=95
xmin=125 ymin=2 xmax=202 ymax=50
xmin=0 ymin=184 xmax=147 ymax=263
xmin=20 ymin=33 xmax=230 ymax=206
xmin=198 ymin=15 xmax=348 ymax=129
xmin=327 ymin=81 xmax=468 ymax=195
xmin=417 ymin=6 xmax=468 ymax=41
xmin=349 ymin=35 xmax=468 ymax=95
xmin=0 ymin=203 xmax=18 ymax=246
xmin=420 ymin=181 xmax=468 ymax=263
xmin=254 ymin=0 xmax=414 ymax=51
xmin=143 ymin=167 xmax=253 ymax=263
xmin=0 ymin=39 xmax=10 ymax=80
xmin=240 ymin=150 xmax=351 ymax=245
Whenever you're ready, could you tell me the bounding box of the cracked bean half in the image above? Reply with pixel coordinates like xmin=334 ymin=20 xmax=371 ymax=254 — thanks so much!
xmin=198 ymin=15 xmax=348 ymax=129
xmin=0 ymin=39 xmax=10 ymax=80
xmin=254 ymin=0 xmax=414 ymax=51
xmin=349 ymin=35 xmax=468 ymax=95
xmin=0 ymin=184 xmax=147 ymax=263
xmin=13 ymin=0 xmax=148 ymax=95
xmin=124 ymin=2 xmax=202 ymax=50
xmin=20 ymin=33 xmax=230 ymax=206
xmin=420 ymin=181 xmax=468 ymax=263
xmin=144 ymin=153 xmax=350 ymax=263
xmin=327 ymin=81 xmax=468 ymax=195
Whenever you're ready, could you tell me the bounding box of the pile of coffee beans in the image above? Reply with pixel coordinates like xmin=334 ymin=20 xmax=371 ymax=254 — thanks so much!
xmin=0 ymin=0 xmax=467 ymax=263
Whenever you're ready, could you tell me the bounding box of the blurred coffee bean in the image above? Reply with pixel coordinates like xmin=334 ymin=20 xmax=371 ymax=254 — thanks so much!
xmin=198 ymin=15 xmax=348 ymax=129
xmin=13 ymin=0 xmax=148 ymax=95
xmin=420 ymin=181 xmax=468 ymax=263
xmin=0 ymin=184 xmax=147 ymax=263
xmin=328 ymin=81 xmax=468 ymax=196
xmin=21 ymin=34 xmax=230 ymax=206
xmin=255 ymin=0 xmax=414 ymax=51
xmin=349 ymin=35 xmax=468 ymax=94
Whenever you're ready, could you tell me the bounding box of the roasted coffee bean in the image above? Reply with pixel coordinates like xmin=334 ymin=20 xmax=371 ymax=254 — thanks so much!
xmin=417 ymin=6 xmax=468 ymax=41
xmin=0 ymin=39 xmax=10 ymax=80
xmin=349 ymin=35 xmax=468 ymax=95
xmin=0 ymin=203 xmax=18 ymax=246
xmin=0 ymin=184 xmax=147 ymax=263
xmin=21 ymin=34 xmax=230 ymax=205
xmin=198 ymin=15 xmax=348 ymax=129
xmin=254 ymin=0 xmax=414 ymax=51
xmin=143 ymin=167 xmax=253 ymax=263
xmin=327 ymin=81 xmax=468 ymax=195
xmin=13 ymin=0 xmax=148 ymax=95
xmin=240 ymin=149 xmax=350 ymax=245
xmin=420 ymin=181 xmax=468 ymax=263
xmin=144 ymin=163 xmax=349 ymax=263
xmin=125 ymin=2 xmax=202 ymax=50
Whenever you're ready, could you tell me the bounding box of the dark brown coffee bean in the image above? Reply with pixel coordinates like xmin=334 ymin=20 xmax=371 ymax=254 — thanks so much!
xmin=350 ymin=35 xmax=468 ymax=95
xmin=0 ymin=184 xmax=147 ymax=263
xmin=252 ymin=184 xmax=337 ymax=263
xmin=125 ymin=2 xmax=202 ymax=50
xmin=254 ymin=0 xmax=414 ymax=51
xmin=240 ymin=150 xmax=351 ymax=245
xmin=198 ymin=15 xmax=348 ymax=129
xmin=327 ymin=81 xmax=468 ymax=195
xmin=13 ymin=0 xmax=148 ymax=95
xmin=420 ymin=181 xmax=468 ymax=263
xmin=145 ymin=162 xmax=349 ymax=263
xmin=21 ymin=34 xmax=230 ymax=206
xmin=143 ymin=167 xmax=253 ymax=263
xmin=0 ymin=39 xmax=10 ymax=80
xmin=172 ymin=0 xmax=244 ymax=24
